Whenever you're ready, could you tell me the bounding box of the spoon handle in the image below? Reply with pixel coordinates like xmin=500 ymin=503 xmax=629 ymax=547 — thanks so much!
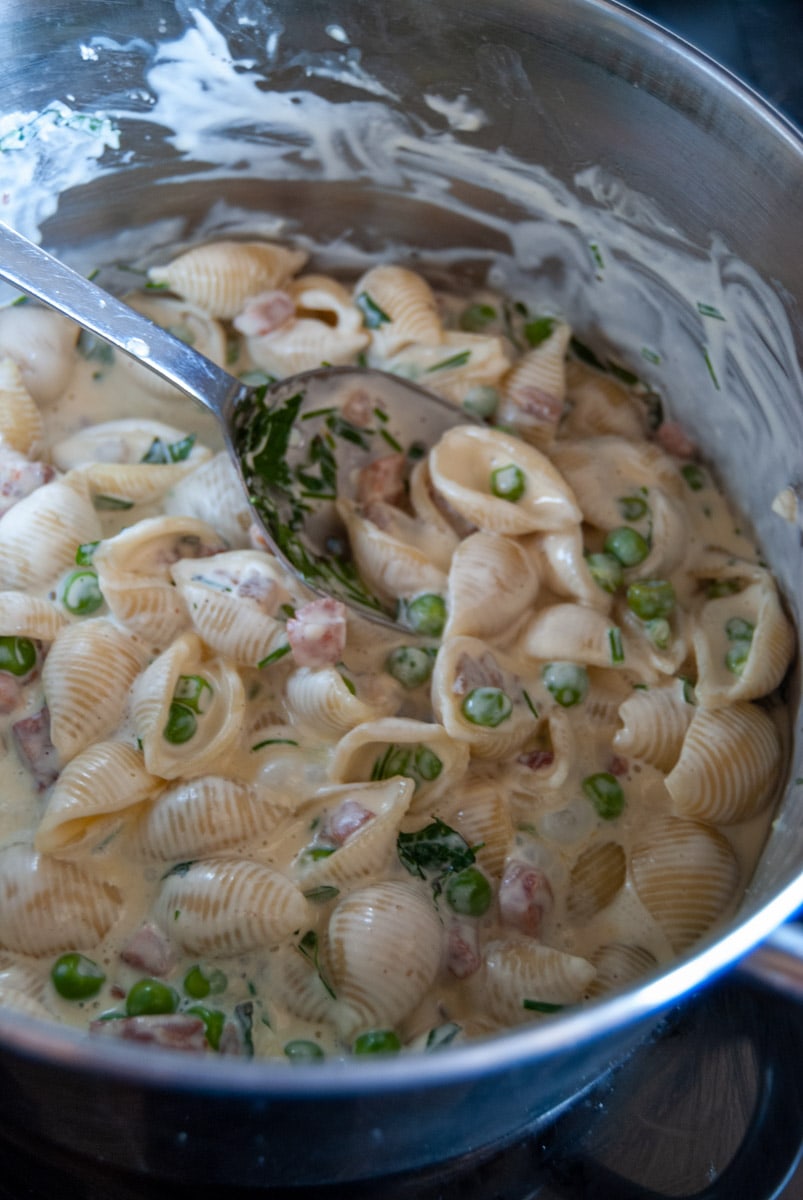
xmin=0 ymin=222 xmax=244 ymax=422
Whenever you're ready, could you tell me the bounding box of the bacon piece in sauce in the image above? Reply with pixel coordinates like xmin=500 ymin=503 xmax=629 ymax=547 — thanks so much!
xmin=341 ymin=388 xmax=375 ymax=429
xmin=608 ymin=754 xmax=629 ymax=777
xmin=356 ymin=453 xmax=407 ymax=509
xmin=11 ymin=706 xmax=59 ymax=791
xmin=120 ymin=923 xmax=176 ymax=978
xmin=89 ymin=1014 xmax=207 ymax=1052
xmin=0 ymin=674 xmax=23 ymax=716
xmin=286 ymin=598 xmax=347 ymax=669
xmin=517 ymin=749 xmax=555 ymax=772
xmin=318 ymin=798 xmax=375 ymax=848
xmin=656 ymin=420 xmax=697 ymax=460
xmin=452 ymin=650 xmax=507 ymax=698
xmin=232 ymin=290 xmax=295 ymax=338
xmin=0 ymin=448 xmax=55 ymax=519
xmin=498 ymin=862 xmax=554 ymax=939
xmin=446 ymin=918 xmax=482 ymax=979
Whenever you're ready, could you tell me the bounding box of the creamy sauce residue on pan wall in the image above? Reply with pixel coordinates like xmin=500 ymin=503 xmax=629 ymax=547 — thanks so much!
xmin=0 ymin=244 xmax=792 ymax=1059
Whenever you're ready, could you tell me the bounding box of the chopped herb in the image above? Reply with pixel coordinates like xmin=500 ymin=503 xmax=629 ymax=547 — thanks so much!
xmin=426 ymin=350 xmax=471 ymax=373
xmin=570 ymin=337 xmax=606 ymax=371
xmin=378 ymin=427 xmax=404 ymax=453
xmin=522 ymin=999 xmax=564 ymax=1013
xmin=303 ymin=885 xmax=340 ymax=903
xmin=608 ymin=361 xmax=641 ymax=387
xmin=680 ymin=676 xmax=697 ymax=705
xmin=641 ymin=347 xmax=661 ymax=365
xmin=296 ymin=930 xmax=336 ymax=999
xmin=301 ymin=405 xmax=338 ymax=421
xmin=703 ymin=348 xmax=720 ymax=390
xmin=459 ymin=303 xmax=496 ymax=332
xmin=162 ymin=860 xmax=196 ymax=879
xmin=93 ymin=495 xmax=135 ymax=511
xmin=144 ymin=279 xmax=170 ymax=290
xmin=370 ymin=742 xmax=443 ymax=789
xmin=522 ymin=689 xmax=539 ymax=720
xmin=141 ymin=433 xmax=196 ymax=464
xmin=356 ymin=291 xmax=391 ymax=328
xmin=425 ymin=1022 xmax=462 ymax=1051
xmin=589 ymin=242 xmax=604 ymax=270
xmin=523 ymin=316 xmax=555 ymax=348
xmin=258 ymin=643 xmax=292 ymax=668
xmin=235 ymin=1001 xmax=254 ymax=1057
xmin=279 ymin=603 xmax=296 ymax=620
xmin=397 ymin=818 xmax=475 ymax=880
xmin=251 ymin=737 xmax=299 ymax=751
xmin=697 ymin=302 xmax=726 ymax=321
xmin=705 ymin=578 xmax=741 ymax=599
xmin=681 ymin=462 xmax=707 ymax=491
xmin=608 ymin=626 xmax=625 ymax=664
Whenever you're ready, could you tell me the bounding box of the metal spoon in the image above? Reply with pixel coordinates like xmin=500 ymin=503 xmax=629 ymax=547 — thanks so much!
xmin=0 ymin=222 xmax=470 ymax=627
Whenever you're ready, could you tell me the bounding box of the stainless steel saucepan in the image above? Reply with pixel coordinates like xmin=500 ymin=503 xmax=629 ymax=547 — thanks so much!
xmin=0 ymin=0 xmax=801 ymax=1186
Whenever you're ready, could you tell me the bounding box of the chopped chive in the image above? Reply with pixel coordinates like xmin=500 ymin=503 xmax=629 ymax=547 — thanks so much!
xmin=373 ymin=406 xmax=389 ymax=423
xmin=303 ymin=886 xmax=340 ymax=903
xmin=697 ymin=302 xmax=726 ymax=320
xmin=522 ymin=999 xmax=564 ymax=1013
xmin=251 ymin=738 xmax=299 ymax=751
xmin=641 ymin=347 xmax=661 ymax=365
xmin=426 ymin=350 xmax=471 ymax=373
xmin=522 ymin=689 xmax=539 ymax=720
xmin=523 ymin=316 xmax=555 ymax=348
xmin=93 ymin=494 xmax=134 ymax=511
xmin=589 ymin=242 xmax=604 ymax=270
xmin=459 ymin=302 xmax=496 ymax=332
xmin=379 ymin=428 xmax=404 ymax=452
xmin=681 ymin=462 xmax=707 ymax=491
xmin=257 ymin=643 xmax=292 ymax=668
xmin=608 ymin=627 xmax=625 ymax=664
xmin=301 ymin=406 xmax=338 ymax=420
xmin=356 ymin=291 xmax=391 ymax=328
xmin=703 ymin=348 xmax=720 ymax=390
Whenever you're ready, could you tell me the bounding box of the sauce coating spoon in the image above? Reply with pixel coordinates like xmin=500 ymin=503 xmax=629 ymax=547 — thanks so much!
xmin=0 ymin=222 xmax=471 ymax=628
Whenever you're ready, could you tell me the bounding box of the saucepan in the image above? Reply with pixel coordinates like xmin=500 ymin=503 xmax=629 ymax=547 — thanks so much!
xmin=0 ymin=0 xmax=801 ymax=1187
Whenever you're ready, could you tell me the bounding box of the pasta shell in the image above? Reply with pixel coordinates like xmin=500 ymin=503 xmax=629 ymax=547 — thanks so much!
xmin=164 ymin=451 xmax=253 ymax=549
xmin=562 ymin=360 xmax=647 ymax=441
xmin=497 ymin=321 xmax=571 ymax=449
xmin=292 ymin=777 xmax=414 ymax=888
xmin=613 ymin=682 xmax=692 ymax=772
xmin=550 ymin=436 xmax=684 ymax=529
xmin=133 ymin=776 xmax=289 ymax=861
xmin=43 ymin=619 xmax=147 ymax=763
xmin=117 ymin=295 xmax=227 ymax=399
xmin=481 ymin=938 xmax=596 ymax=1023
xmin=242 ymin=275 xmax=369 ymax=375
xmin=147 ymin=241 xmax=307 ymax=318
xmin=335 ymin=498 xmax=448 ymax=604
xmin=130 ymin=632 xmax=246 ymax=781
xmin=385 ymin=332 xmax=511 ymax=407
xmin=268 ymin=941 xmax=334 ymax=1025
xmin=586 ymin=942 xmax=657 ymax=997
xmin=325 ymin=881 xmax=443 ymax=1037
xmin=0 ymin=955 xmax=51 ymax=1019
xmin=0 ymin=592 xmax=66 ymax=641
xmin=507 ymin=706 xmax=576 ymax=799
xmin=0 ymin=306 xmax=78 ymax=404
xmin=285 ymin=666 xmax=399 ymax=739
xmin=445 ymin=532 xmax=540 ymax=640
xmin=155 ymin=858 xmax=310 ymax=955
xmin=521 ymin=603 xmax=626 ymax=670
xmin=567 ymin=841 xmax=626 ymax=920
xmin=445 ymin=778 xmax=514 ymax=879
xmin=429 ymin=426 xmax=581 ymax=534
xmin=329 ymin=716 xmax=470 ymax=810
xmin=531 ymin=528 xmax=612 ymax=612
xmin=36 ymin=741 xmax=157 ymax=857
xmin=0 ymin=356 xmax=43 ymax=456
xmin=0 ymin=844 xmax=121 ymax=954
xmin=631 ymin=817 xmax=740 ymax=951
xmin=432 ymin=636 xmax=539 ymax=760
xmin=665 ymin=702 xmax=782 ymax=824
xmin=408 ymin=458 xmax=464 ymax=545
xmin=355 ymin=265 xmax=442 ymax=357
xmin=0 ymin=478 xmax=101 ymax=591
xmin=94 ymin=515 xmax=227 ymax=647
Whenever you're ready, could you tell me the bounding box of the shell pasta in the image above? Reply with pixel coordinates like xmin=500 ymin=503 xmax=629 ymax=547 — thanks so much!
xmin=0 ymin=242 xmax=792 ymax=1062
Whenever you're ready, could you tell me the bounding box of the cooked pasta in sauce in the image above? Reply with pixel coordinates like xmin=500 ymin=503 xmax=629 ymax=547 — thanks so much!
xmin=0 ymin=242 xmax=793 ymax=1059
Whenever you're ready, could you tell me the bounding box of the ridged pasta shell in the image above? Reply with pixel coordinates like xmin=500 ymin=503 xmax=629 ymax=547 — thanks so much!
xmin=407 ymin=458 xmax=464 ymax=545
xmin=94 ymin=515 xmax=227 ymax=647
xmin=386 ymin=332 xmax=511 ymax=407
xmin=245 ymin=316 xmax=369 ymax=377
xmin=550 ymin=435 xmax=684 ymax=529
xmin=432 ymin=636 xmax=539 ymax=760
xmin=155 ymin=858 xmax=310 ymax=955
xmin=567 ymin=841 xmax=626 ymax=920
xmin=693 ymin=577 xmax=795 ymax=708
xmin=43 ymin=618 xmax=147 ymax=763
xmin=164 ymin=452 xmax=253 ymax=549
xmin=429 ymin=426 xmax=581 ymax=534
xmin=613 ymin=682 xmax=692 ymax=772
xmin=497 ymin=321 xmax=571 ymax=449
xmin=507 ymin=706 xmax=576 ymax=799
xmin=445 ymin=778 xmax=514 ymax=879
xmin=293 ymin=777 xmax=414 ymax=889
xmin=147 ymin=240 xmax=307 ymax=319
xmin=0 ymin=592 xmax=66 ymax=641
xmin=631 ymin=817 xmax=740 ymax=951
xmin=355 ymin=265 xmax=442 ymax=357
xmin=0 ymin=306 xmax=78 ymax=404
xmin=170 ymin=550 xmax=290 ymax=665
xmin=445 ymin=532 xmax=540 ymax=640
xmin=665 ymin=702 xmax=782 ymax=824
xmin=562 ymin=361 xmax=646 ymax=441
xmin=521 ymin=603 xmax=626 ymax=670
xmin=531 ymin=528 xmax=612 ymax=612
xmin=481 ymin=938 xmax=596 ymax=1024
xmin=36 ymin=741 xmax=157 ymax=857
xmin=130 ymin=632 xmax=246 ymax=780
xmin=268 ymin=941 xmax=334 ymax=1025
xmin=329 ymin=716 xmax=470 ymax=810
xmin=0 ymin=955 xmax=51 ymax=1019
xmin=0 ymin=356 xmax=43 ymax=456
xmin=325 ymin=881 xmax=443 ymax=1038
xmin=133 ymin=776 xmax=289 ymax=861
xmin=118 ymin=295 xmax=227 ymax=399
xmin=285 ymin=666 xmax=399 ymax=740
xmin=336 ymin=498 xmax=448 ymax=604
xmin=586 ymin=942 xmax=658 ymax=997
xmin=0 ymin=478 xmax=101 ymax=591
xmin=0 ymin=844 xmax=121 ymax=954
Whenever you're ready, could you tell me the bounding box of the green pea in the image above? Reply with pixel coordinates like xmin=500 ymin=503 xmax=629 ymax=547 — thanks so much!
xmin=173 ymin=674 xmax=213 ymax=714
xmin=386 ymin=646 xmax=434 ymax=689
xmin=542 ymin=662 xmax=588 ymax=708
xmin=125 ymin=978 xmax=179 ymax=1016
xmin=618 ymin=495 xmax=648 ymax=521
xmin=75 ymin=540 xmax=100 ymax=566
xmin=604 ymin=526 xmax=650 ymax=567
xmin=586 ymin=552 xmax=623 ymax=594
xmin=582 ymin=772 xmax=625 ymax=820
xmin=183 ymin=965 xmax=227 ymax=999
xmin=414 ymin=744 xmax=443 ymax=781
xmin=61 ymin=568 xmax=104 ymax=616
xmin=284 ymin=1039 xmax=325 ymax=1062
xmin=626 ymin=579 xmax=675 ymax=620
xmin=0 ymin=635 xmax=36 ymax=678
xmin=462 ymin=385 xmax=498 ymax=419
xmin=162 ymin=701 xmax=197 ymax=745
xmin=445 ymin=866 xmax=492 ymax=916
xmin=353 ymin=1029 xmax=402 ymax=1055
xmin=186 ymin=1004 xmax=225 ymax=1050
xmin=461 ymin=687 xmax=513 ymax=727
xmin=681 ymin=463 xmax=707 ymax=491
xmin=405 ymin=593 xmax=446 ymax=637
xmin=51 ymin=952 xmax=105 ymax=1001
xmin=725 ymin=639 xmax=752 ymax=676
xmin=725 ymin=617 xmax=754 ymax=642
xmin=646 ymin=618 xmax=671 ymax=650
xmin=490 ymin=463 xmax=526 ymax=502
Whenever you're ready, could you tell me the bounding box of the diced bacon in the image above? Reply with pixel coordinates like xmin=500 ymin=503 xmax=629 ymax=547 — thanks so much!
xmin=656 ymin=421 xmax=697 ymax=459
xmin=89 ymin=1014 xmax=207 ymax=1052
xmin=0 ymin=673 xmax=22 ymax=716
xmin=218 ymin=1020 xmax=248 ymax=1056
xmin=120 ymin=923 xmax=175 ymax=977
xmin=356 ymin=453 xmax=407 ymax=509
xmin=608 ymin=754 xmax=629 ymax=777
xmin=511 ymin=385 xmax=564 ymax=425
xmin=452 ymin=650 xmax=506 ymax=697
xmin=0 ymin=448 xmax=55 ymax=519
xmin=11 ymin=706 xmax=59 ymax=791
xmin=517 ymin=749 xmax=555 ymax=771
xmin=341 ymin=388 xmax=375 ymax=429
xmin=446 ymin=918 xmax=481 ymax=979
xmin=236 ymin=571 xmax=281 ymax=611
xmin=499 ymin=862 xmax=553 ymax=938
xmin=286 ymin=597 xmax=347 ymax=669
xmin=320 ymin=798 xmax=375 ymax=847
xmin=248 ymin=522 xmax=272 ymax=551
xmin=233 ymin=290 xmax=295 ymax=338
